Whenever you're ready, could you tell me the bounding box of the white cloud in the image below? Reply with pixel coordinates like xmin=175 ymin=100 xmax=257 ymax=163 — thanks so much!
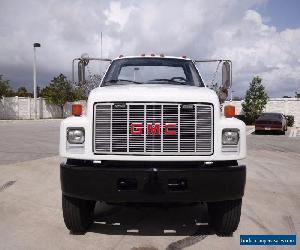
xmin=104 ymin=2 xmax=136 ymax=31
xmin=209 ymin=9 xmax=300 ymax=97
xmin=0 ymin=0 xmax=299 ymax=97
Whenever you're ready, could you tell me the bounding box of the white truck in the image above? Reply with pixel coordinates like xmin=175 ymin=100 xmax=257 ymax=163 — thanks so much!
xmin=60 ymin=55 xmax=246 ymax=235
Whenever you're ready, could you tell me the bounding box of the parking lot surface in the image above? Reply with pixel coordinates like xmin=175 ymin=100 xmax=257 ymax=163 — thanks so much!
xmin=0 ymin=120 xmax=59 ymax=165
xmin=0 ymin=120 xmax=299 ymax=249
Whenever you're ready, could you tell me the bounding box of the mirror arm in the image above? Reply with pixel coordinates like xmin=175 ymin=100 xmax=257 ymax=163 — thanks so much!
xmin=194 ymin=59 xmax=231 ymax=63
xmin=84 ymin=58 xmax=112 ymax=62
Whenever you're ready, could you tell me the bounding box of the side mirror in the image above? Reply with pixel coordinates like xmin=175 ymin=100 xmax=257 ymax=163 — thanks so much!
xmin=222 ymin=61 xmax=231 ymax=89
xmin=78 ymin=53 xmax=90 ymax=83
xmin=78 ymin=60 xmax=86 ymax=83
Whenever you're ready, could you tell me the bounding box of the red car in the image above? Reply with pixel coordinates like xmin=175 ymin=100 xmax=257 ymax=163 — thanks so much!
xmin=255 ymin=112 xmax=287 ymax=134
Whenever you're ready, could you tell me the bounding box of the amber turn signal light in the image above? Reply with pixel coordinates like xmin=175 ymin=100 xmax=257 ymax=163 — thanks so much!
xmin=224 ymin=105 xmax=235 ymax=118
xmin=72 ymin=104 xmax=82 ymax=116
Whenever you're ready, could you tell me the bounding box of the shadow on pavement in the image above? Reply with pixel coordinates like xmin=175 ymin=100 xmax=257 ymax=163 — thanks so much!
xmin=89 ymin=202 xmax=214 ymax=237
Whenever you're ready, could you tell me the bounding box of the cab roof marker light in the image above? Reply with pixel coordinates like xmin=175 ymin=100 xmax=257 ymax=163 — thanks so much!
xmin=119 ymin=55 xmax=124 ymax=58
xmin=151 ymin=53 xmax=155 ymax=57
xmin=182 ymin=55 xmax=187 ymax=58
xmin=160 ymin=54 xmax=165 ymax=57
xmin=141 ymin=53 xmax=145 ymax=56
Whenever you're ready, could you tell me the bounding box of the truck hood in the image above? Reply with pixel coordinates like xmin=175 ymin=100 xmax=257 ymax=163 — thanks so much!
xmin=88 ymin=84 xmax=219 ymax=104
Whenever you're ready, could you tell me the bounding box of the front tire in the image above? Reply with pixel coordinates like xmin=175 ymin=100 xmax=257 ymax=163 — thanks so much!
xmin=207 ymin=199 xmax=242 ymax=235
xmin=62 ymin=194 xmax=96 ymax=233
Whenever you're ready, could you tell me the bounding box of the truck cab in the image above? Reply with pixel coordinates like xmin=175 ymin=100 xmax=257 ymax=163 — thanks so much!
xmin=60 ymin=55 xmax=246 ymax=235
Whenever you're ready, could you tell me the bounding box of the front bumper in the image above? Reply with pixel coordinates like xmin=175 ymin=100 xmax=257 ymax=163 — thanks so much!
xmin=60 ymin=162 xmax=246 ymax=203
xmin=255 ymin=125 xmax=282 ymax=131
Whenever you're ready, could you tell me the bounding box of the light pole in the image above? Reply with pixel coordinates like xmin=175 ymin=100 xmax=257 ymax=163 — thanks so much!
xmin=33 ymin=43 xmax=41 ymax=119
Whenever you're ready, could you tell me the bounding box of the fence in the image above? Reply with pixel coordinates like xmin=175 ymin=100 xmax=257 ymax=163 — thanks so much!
xmin=1 ymin=96 xmax=299 ymax=126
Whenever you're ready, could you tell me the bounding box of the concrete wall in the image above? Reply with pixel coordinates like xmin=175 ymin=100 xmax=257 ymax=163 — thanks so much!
xmin=1 ymin=96 xmax=299 ymax=126
xmin=225 ymin=98 xmax=300 ymax=127
xmin=0 ymin=97 xmax=86 ymax=119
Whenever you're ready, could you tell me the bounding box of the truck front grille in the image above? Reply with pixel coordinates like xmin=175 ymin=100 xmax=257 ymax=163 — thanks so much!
xmin=94 ymin=103 xmax=213 ymax=155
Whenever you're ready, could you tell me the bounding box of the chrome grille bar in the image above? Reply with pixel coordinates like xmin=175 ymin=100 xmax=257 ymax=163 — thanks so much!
xmin=94 ymin=103 xmax=213 ymax=155
xmin=180 ymin=106 xmax=196 ymax=152
xmin=129 ymin=104 xmax=144 ymax=152
xmin=112 ymin=106 xmax=127 ymax=152
xmin=163 ymin=105 xmax=179 ymax=152
xmin=146 ymin=105 xmax=161 ymax=152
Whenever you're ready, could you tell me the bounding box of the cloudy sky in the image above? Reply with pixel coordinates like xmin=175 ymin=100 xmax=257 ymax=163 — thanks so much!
xmin=0 ymin=0 xmax=299 ymax=97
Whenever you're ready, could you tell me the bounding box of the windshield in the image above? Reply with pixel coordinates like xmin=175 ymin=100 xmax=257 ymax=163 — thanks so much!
xmin=102 ymin=58 xmax=204 ymax=87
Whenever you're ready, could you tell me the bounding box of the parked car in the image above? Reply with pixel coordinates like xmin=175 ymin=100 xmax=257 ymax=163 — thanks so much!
xmin=255 ymin=112 xmax=287 ymax=134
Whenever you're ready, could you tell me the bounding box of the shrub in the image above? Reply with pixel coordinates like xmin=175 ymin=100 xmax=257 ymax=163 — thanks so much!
xmin=284 ymin=115 xmax=295 ymax=127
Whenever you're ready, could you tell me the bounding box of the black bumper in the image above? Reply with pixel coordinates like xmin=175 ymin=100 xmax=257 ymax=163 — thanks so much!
xmin=60 ymin=162 xmax=246 ymax=203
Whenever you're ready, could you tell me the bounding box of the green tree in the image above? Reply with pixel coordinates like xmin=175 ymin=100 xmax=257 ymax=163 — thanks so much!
xmin=16 ymin=86 xmax=28 ymax=97
xmin=0 ymin=75 xmax=14 ymax=98
xmin=74 ymin=73 xmax=103 ymax=99
xmin=41 ymin=74 xmax=83 ymax=117
xmin=37 ymin=86 xmax=41 ymax=97
xmin=27 ymin=86 xmax=41 ymax=98
xmin=242 ymin=76 xmax=268 ymax=124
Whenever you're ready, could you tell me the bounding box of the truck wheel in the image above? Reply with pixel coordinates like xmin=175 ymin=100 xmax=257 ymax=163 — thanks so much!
xmin=62 ymin=194 xmax=96 ymax=233
xmin=207 ymin=199 xmax=242 ymax=235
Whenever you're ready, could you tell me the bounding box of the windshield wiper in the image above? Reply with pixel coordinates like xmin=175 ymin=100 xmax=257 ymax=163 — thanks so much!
xmin=149 ymin=78 xmax=191 ymax=85
xmin=103 ymin=79 xmax=143 ymax=86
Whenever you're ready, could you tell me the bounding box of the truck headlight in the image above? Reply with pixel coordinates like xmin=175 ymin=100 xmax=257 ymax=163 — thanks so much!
xmin=67 ymin=128 xmax=85 ymax=144
xmin=222 ymin=129 xmax=239 ymax=145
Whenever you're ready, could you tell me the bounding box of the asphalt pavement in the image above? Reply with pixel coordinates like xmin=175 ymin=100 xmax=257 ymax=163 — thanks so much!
xmin=0 ymin=120 xmax=299 ymax=249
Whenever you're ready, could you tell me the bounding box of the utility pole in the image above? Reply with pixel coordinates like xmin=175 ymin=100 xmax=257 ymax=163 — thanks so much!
xmin=33 ymin=43 xmax=41 ymax=119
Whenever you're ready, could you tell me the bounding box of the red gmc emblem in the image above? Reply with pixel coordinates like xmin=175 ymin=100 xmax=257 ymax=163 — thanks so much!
xmin=130 ymin=123 xmax=176 ymax=135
